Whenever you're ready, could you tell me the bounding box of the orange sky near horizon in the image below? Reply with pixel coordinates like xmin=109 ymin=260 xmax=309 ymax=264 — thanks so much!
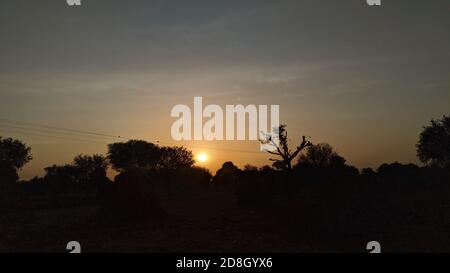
xmin=1 ymin=1 xmax=449 ymax=180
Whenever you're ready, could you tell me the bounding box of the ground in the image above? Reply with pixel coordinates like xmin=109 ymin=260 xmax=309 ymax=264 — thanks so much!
xmin=2 ymin=190 xmax=449 ymax=253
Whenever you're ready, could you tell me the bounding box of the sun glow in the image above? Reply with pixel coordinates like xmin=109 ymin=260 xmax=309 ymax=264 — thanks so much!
xmin=197 ymin=153 xmax=208 ymax=163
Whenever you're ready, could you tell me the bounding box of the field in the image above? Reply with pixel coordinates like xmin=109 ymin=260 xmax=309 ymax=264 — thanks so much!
xmin=3 ymin=186 xmax=449 ymax=253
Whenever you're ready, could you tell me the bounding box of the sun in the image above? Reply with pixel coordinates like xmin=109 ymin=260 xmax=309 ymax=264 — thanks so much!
xmin=197 ymin=153 xmax=208 ymax=163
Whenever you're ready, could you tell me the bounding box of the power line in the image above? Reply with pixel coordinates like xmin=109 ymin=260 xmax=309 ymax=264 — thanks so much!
xmin=0 ymin=117 xmax=272 ymax=156
xmin=0 ymin=129 xmax=109 ymax=144
xmin=0 ymin=118 xmax=129 ymax=140
xmin=0 ymin=123 xmax=121 ymax=141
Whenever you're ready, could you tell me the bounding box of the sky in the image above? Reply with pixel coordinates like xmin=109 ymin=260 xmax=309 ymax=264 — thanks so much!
xmin=0 ymin=0 xmax=449 ymax=179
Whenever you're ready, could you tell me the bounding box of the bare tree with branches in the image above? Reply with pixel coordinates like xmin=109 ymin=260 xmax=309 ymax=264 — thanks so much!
xmin=260 ymin=125 xmax=312 ymax=172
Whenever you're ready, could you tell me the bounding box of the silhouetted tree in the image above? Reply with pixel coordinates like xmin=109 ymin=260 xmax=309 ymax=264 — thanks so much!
xmin=158 ymin=146 xmax=195 ymax=170
xmin=417 ymin=115 xmax=450 ymax=168
xmin=181 ymin=166 xmax=212 ymax=182
xmin=107 ymin=140 xmax=161 ymax=172
xmin=260 ymin=125 xmax=312 ymax=172
xmin=158 ymin=146 xmax=195 ymax=195
xmin=0 ymin=137 xmax=32 ymax=198
xmin=44 ymin=164 xmax=80 ymax=205
xmin=73 ymin=154 xmax=109 ymax=198
xmin=73 ymin=154 xmax=108 ymax=177
xmin=244 ymin=164 xmax=258 ymax=171
xmin=44 ymin=164 xmax=79 ymax=184
xmin=361 ymin=168 xmax=377 ymax=181
xmin=0 ymin=164 xmax=17 ymax=187
xmin=293 ymin=143 xmax=359 ymax=191
xmin=171 ymin=166 xmax=212 ymax=194
xmin=377 ymin=162 xmax=420 ymax=183
xmin=213 ymin=161 xmax=240 ymax=188
xmin=297 ymin=143 xmax=345 ymax=168
xmin=40 ymin=154 xmax=110 ymax=204
xmin=260 ymin=165 xmax=274 ymax=172
xmin=0 ymin=137 xmax=32 ymax=170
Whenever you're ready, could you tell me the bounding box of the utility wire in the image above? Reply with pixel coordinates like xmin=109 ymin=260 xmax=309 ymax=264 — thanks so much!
xmin=0 ymin=118 xmax=271 ymax=156
xmin=0 ymin=123 xmax=121 ymax=141
xmin=0 ymin=118 xmax=129 ymax=140
xmin=0 ymin=129 xmax=109 ymax=144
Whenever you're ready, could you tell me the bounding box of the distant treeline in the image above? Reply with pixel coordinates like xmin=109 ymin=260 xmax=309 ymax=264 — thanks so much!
xmin=0 ymin=115 xmax=449 ymax=229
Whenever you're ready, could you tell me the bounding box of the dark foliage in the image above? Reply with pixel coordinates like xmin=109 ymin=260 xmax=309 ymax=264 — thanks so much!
xmin=0 ymin=136 xmax=31 ymax=188
xmin=417 ymin=115 xmax=450 ymax=168
xmin=212 ymin=161 xmax=240 ymax=188
xmin=3 ymin=115 xmax=450 ymax=251
xmin=107 ymin=140 xmax=161 ymax=172
xmin=100 ymin=169 xmax=166 ymax=222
